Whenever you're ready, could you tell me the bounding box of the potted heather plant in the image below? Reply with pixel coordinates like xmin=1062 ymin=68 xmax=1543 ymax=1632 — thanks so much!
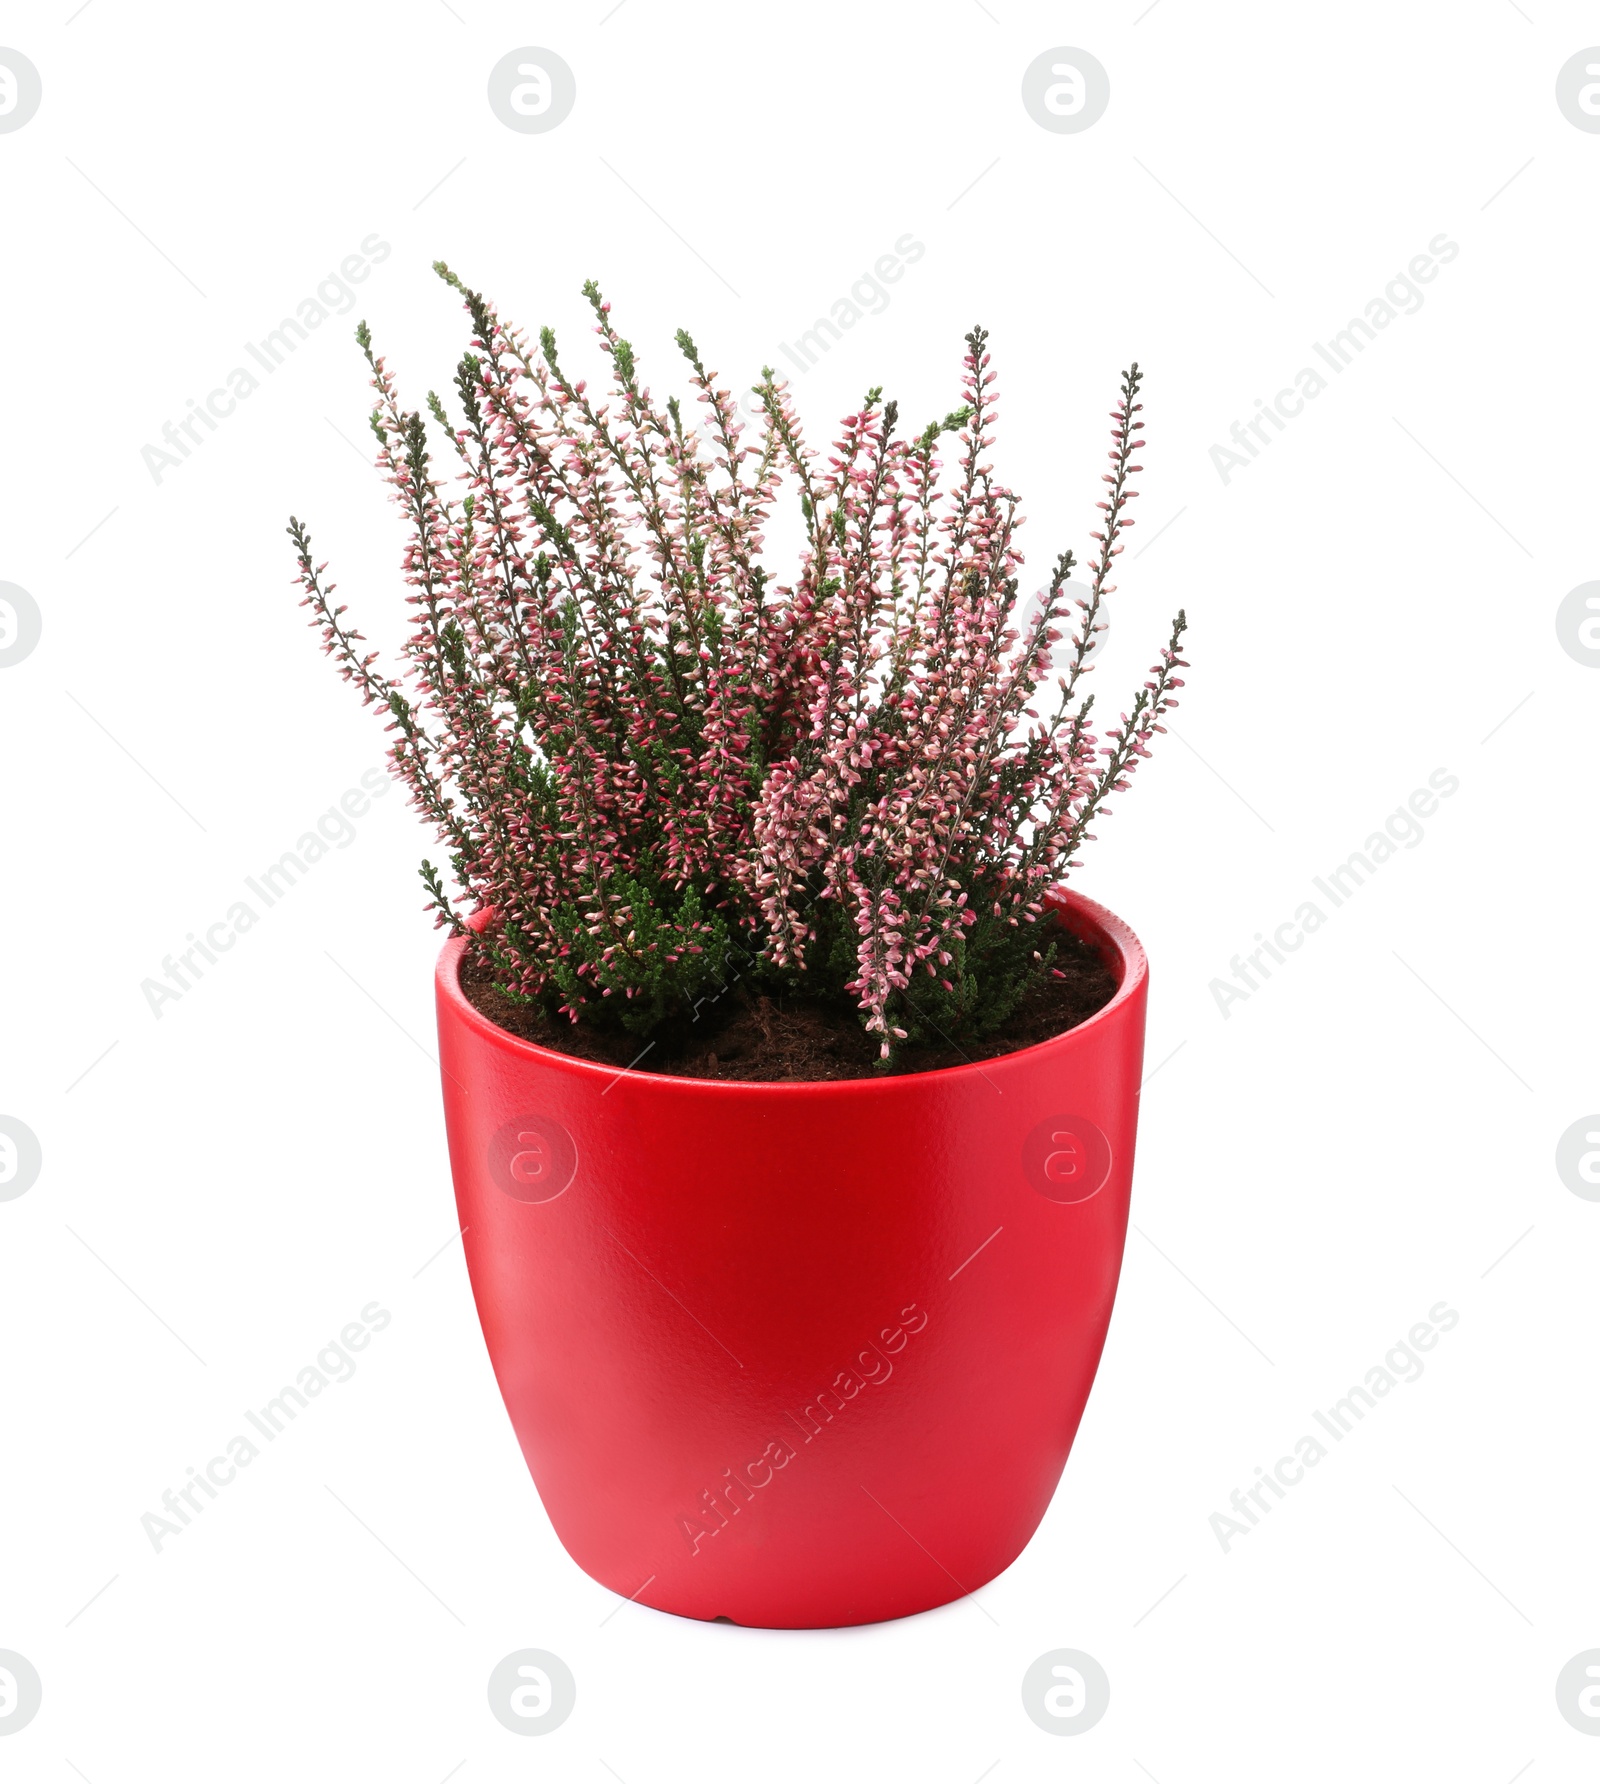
xmin=290 ymin=267 xmax=1185 ymax=1628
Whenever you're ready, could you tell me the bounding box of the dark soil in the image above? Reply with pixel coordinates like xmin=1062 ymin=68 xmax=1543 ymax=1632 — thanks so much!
xmin=460 ymin=922 xmax=1119 ymax=1082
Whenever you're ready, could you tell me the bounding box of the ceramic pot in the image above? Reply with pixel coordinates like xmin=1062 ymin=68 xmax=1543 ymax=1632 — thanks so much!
xmin=435 ymin=888 xmax=1148 ymax=1628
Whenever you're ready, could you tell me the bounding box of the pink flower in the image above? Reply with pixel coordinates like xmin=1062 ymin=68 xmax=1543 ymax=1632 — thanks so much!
xmin=290 ymin=281 xmax=1187 ymax=1060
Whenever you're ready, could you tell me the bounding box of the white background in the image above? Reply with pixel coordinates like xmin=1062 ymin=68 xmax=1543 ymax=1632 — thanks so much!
xmin=2 ymin=2 xmax=1597 ymax=1777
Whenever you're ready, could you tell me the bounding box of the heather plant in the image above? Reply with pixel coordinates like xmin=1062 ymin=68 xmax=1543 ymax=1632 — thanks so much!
xmin=288 ymin=267 xmax=1186 ymax=1064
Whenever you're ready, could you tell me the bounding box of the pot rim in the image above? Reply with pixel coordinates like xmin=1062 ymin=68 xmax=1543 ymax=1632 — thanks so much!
xmin=435 ymin=885 xmax=1147 ymax=1097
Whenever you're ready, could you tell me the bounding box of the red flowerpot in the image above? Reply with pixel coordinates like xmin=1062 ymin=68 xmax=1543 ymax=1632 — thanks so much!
xmin=435 ymin=888 xmax=1148 ymax=1628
